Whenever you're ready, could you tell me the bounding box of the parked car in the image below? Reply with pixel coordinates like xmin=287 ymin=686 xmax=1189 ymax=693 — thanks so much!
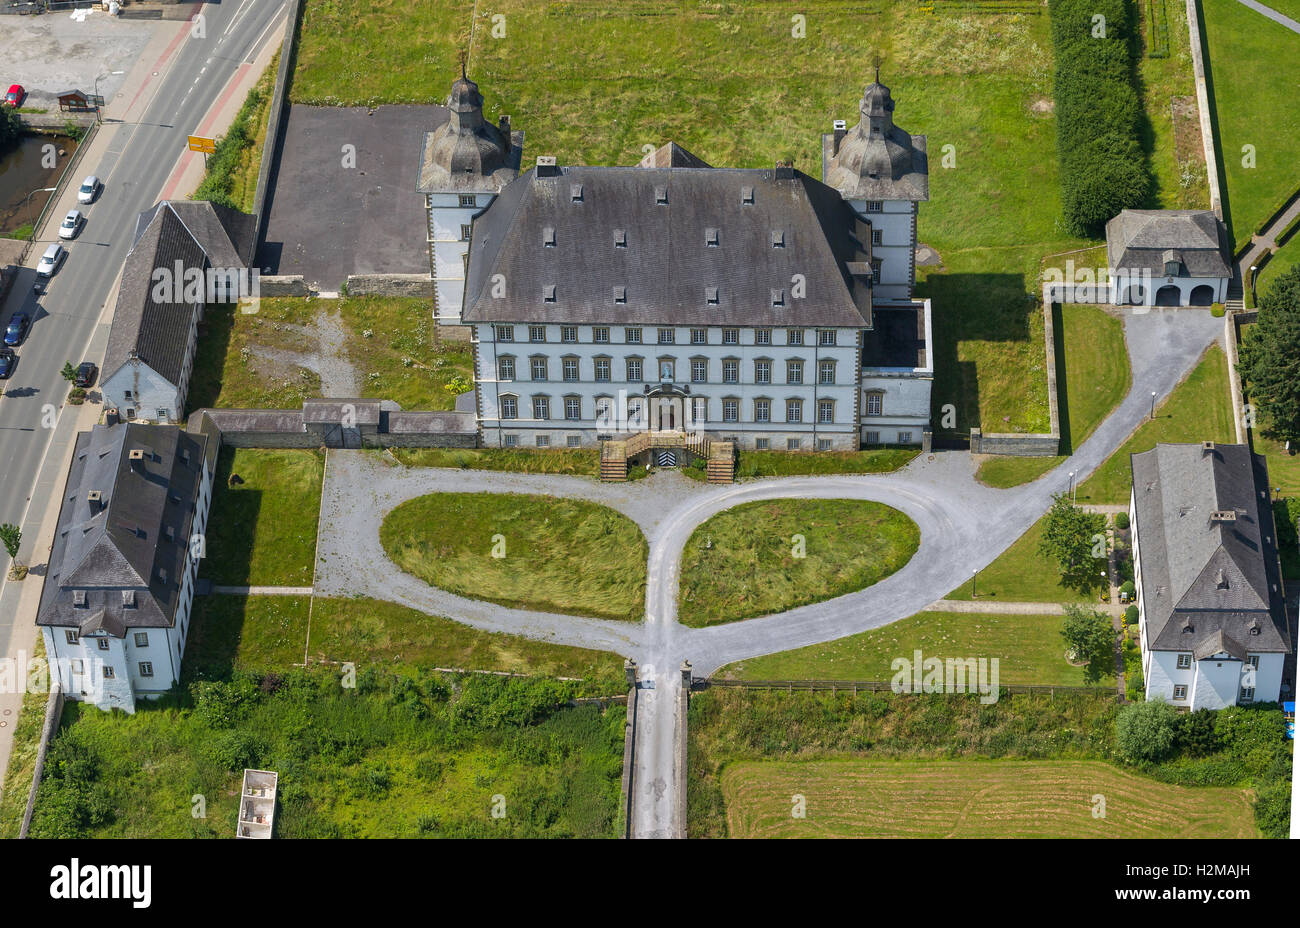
xmin=74 ymin=361 xmax=97 ymax=388
xmin=3 ymin=84 xmax=24 ymax=108
xmin=0 ymin=348 xmax=15 ymax=380
xmin=76 ymin=175 xmax=101 ymax=205
xmin=36 ymin=243 xmax=65 ymax=277
xmin=57 ymin=209 xmax=83 ymax=240
xmin=3 ymin=312 xmax=30 ymax=347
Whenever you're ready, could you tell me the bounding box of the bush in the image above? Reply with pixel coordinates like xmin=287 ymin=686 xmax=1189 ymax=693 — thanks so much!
xmin=1049 ymin=0 xmax=1150 ymax=236
xmin=0 ymin=107 xmax=21 ymax=156
xmin=1175 ymin=708 xmax=1221 ymax=757
xmin=1253 ymin=777 xmax=1292 ymax=838
xmin=1123 ymin=604 xmax=1138 ymax=625
xmin=1113 ymin=511 xmax=1129 ymax=530
xmin=1115 ymin=698 xmax=1179 ymax=763
xmin=1119 ymin=580 xmax=1135 ymax=599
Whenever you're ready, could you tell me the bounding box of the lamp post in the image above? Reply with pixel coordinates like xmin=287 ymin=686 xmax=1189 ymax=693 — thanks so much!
xmin=21 ymin=187 xmax=57 ymax=240
xmin=972 ymin=568 xmax=979 ymax=599
xmin=93 ymin=70 xmax=124 ymax=123
xmin=1068 ymin=470 xmax=1076 ymax=504
xmin=1149 ymin=391 xmax=1157 ymax=420
xmin=1249 ymin=264 xmax=1257 ymax=306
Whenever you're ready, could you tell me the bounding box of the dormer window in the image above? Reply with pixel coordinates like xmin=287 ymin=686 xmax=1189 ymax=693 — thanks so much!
xmin=570 ymin=183 xmax=583 ymax=202
xmin=741 ymin=185 xmax=754 ymax=205
xmin=614 ymin=229 xmax=627 ymax=248
xmin=705 ymin=227 xmax=719 ymax=247
xmin=122 ymin=590 xmax=137 ymax=609
xmin=772 ymin=288 xmax=786 ymax=307
xmin=613 ymin=286 xmax=627 ymax=304
xmin=543 ymin=226 xmax=555 ymax=247
xmin=543 ymin=285 xmax=557 ymax=303
xmin=770 ymin=230 xmax=785 ymax=248
xmin=73 ymin=589 xmax=87 ymax=608
xmin=655 ymin=185 xmax=668 ymax=205
xmin=705 ymin=287 xmax=719 ymax=305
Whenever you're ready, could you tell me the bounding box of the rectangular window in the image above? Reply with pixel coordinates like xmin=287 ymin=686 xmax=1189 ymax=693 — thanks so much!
xmin=1176 ymin=653 xmax=1192 ymax=670
xmin=818 ymin=330 xmax=836 ymax=347
xmin=866 ymin=201 xmax=883 ymax=213
xmin=866 ymin=393 xmax=883 ymax=417
xmin=723 ymin=328 xmax=739 ymax=345
xmin=755 ymin=438 xmax=770 ymax=450
xmin=531 ymin=358 xmax=548 ymax=381
xmin=898 ymin=431 xmax=912 ymax=444
xmin=134 ymin=632 xmax=149 ymax=648
xmin=565 ymin=397 xmax=581 ymax=420
xmin=787 ymin=329 xmax=804 ymax=346
xmin=536 ymin=435 xmax=550 ymax=447
xmin=786 ymin=399 xmax=802 ymax=423
xmin=871 ymin=229 xmax=882 ymax=246
xmin=626 ymin=327 xmax=642 ymax=344
xmin=561 ymin=326 xmax=578 ymax=343
xmin=1240 ymin=686 xmax=1255 ymax=702
xmin=787 ymin=438 xmax=802 ymax=451
xmin=102 ymin=665 xmax=115 ymax=680
xmin=529 ymin=325 xmax=547 ymax=342
xmin=871 ymin=260 xmax=882 ymax=284
xmin=690 ymin=328 xmax=707 ymax=345
xmin=754 ymin=399 xmax=771 ymax=423
xmin=723 ymin=359 xmax=739 ymax=384
xmin=594 ymin=358 xmax=611 ymax=382
xmin=786 ymin=360 xmax=803 ymax=385
xmin=533 ymin=397 xmax=550 ymax=420
xmin=755 ymin=328 xmax=772 ymax=346
xmin=563 ymin=358 xmax=579 ymax=381
xmin=594 ymin=327 xmax=610 ymax=344
xmin=497 ymin=357 xmax=515 ymax=381
xmin=495 ymin=325 xmax=514 ymax=342
xmin=567 ymin=435 xmax=581 ymax=448
xmin=865 ymin=430 xmax=880 ymax=445
xmin=501 ymin=396 xmax=518 ymax=419
xmin=658 ymin=328 xmax=675 ymax=345
xmin=460 ymin=224 xmax=472 ymax=241
xmin=818 ymin=360 xmax=835 ymax=385
xmin=691 ymin=359 xmax=708 ymax=383
xmin=97 ymin=638 xmax=110 ymax=651
xmin=1173 ymin=685 xmax=1187 ymax=700
xmin=139 ymin=661 xmax=154 ymax=677
xmin=459 ymin=194 xmax=476 ymax=208
xmin=504 ymin=433 xmax=519 ymax=447
xmin=754 ymin=360 xmax=771 ymax=384
xmin=627 ymin=359 xmax=643 ymax=381
xmin=1246 ymin=655 xmax=1259 ymax=669
xmin=65 ymin=630 xmax=79 ymax=645
xmin=818 ymin=399 xmax=834 ymax=424
xmin=692 ymin=398 xmax=708 ymax=424
xmin=595 ymin=398 xmax=612 ymax=423
xmin=723 ymin=399 xmax=739 ymax=423
xmin=818 ymin=439 xmax=833 ymax=452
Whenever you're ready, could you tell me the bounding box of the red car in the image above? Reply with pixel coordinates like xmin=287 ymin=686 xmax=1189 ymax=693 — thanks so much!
xmin=3 ymin=85 xmax=24 ymax=108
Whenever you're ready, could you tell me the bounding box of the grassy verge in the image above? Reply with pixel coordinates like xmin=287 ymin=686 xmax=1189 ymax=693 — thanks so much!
xmin=337 ymin=296 xmax=473 ymax=410
xmin=1075 ymin=345 xmax=1235 ymax=504
xmin=199 ymin=448 xmax=324 ymax=587
xmin=678 ymin=499 xmax=919 ymax=627
xmin=387 ymin=447 xmax=600 ymax=476
xmin=719 ymin=758 xmax=1256 ymax=837
xmin=1138 ymin=0 xmax=1210 ymax=210
xmin=308 ymin=597 xmax=625 ymax=685
xmin=945 ymin=512 xmax=1091 ymax=602
xmin=0 ymin=638 xmax=47 ymax=839
xmin=27 ymin=668 xmax=625 ymax=838
xmin=735 ymin=448 xmax=918 ymax=478
xmin=720 ymin=611 xmax=1091 ymax=685
xmin=976 ymin=303 xmax=1131 ymax=487
xmin=184 ymin=596 xmax=311 ymax=681
xmin=187 ymin=299 xmax=323 ymax=413
xmin=194 ymin=51 xmax=279 ymax=212
xmin=380 ymin=493 xmax=647 ymax=622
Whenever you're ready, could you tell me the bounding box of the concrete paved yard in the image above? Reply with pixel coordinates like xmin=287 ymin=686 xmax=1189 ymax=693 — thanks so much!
xmin=257 ymin=104 xmax=440 ymax=288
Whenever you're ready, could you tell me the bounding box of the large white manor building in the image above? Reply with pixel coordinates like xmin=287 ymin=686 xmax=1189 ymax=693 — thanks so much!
xmin=418 ymin=72 xmax=933 ymax=452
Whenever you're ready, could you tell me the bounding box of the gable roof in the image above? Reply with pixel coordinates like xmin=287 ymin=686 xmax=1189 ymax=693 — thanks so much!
xmin=1130 ymin=442 xmax=1290 ymax=656
xmin=1106 ymin=210 xmax=1231 ymax=278
xmin=134 ymin=200 xmax=257 ymax=268
xmin=38 ymin=423 xmax=211 ymax=633
xmin=461 ymin=164 xmax=874 ymax=328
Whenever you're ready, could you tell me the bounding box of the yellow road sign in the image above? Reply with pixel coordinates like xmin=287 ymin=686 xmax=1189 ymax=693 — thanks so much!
xmin=187 ymin=135 xmax=216 ymax=154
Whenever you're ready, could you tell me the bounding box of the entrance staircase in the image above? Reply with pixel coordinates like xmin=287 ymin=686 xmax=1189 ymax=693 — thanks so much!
xmin=600 ymin=431 xmax=735 ymax=483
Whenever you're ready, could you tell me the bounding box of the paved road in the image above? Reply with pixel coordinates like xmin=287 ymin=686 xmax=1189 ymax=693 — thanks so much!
xmin=317 ymin=306 xmax=1223 ymax=837
xmin=0 ymin=0 xmax=288 ymax=654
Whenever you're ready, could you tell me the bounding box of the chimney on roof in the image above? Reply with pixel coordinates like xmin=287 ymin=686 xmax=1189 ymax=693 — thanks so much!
xmin=1210 ymin=510 xmax=1237 ymax=526
xmin=87 ymin=490 xmax=103 ymax=512
xmin=128 ymin=449 xmax=145 ymax=470
xmin=1202 ymin=440 xmax=1215 ymax=456
xmin=832 ymin=119 xmax=847 ymax=155
xmin=535 ymin=156 xmax=559 ymax=178
xmin=499 ymin=115 xmax=511 ymax=151
xmin=774 ymin=160 xmax=794 ymax=180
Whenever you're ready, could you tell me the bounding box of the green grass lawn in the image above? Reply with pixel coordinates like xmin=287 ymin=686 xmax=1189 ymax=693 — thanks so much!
xmin=1138 ymin=0 xmax=1211 ymax=211
xmin=380 ymin=493 xmax=647 ymax=622
xmin=1075 ymin=344 xmax=1235 ymax=504
xmin=720 ymin=610 xmax=1092 ymax=686
xmin=1201 ymin=0 xmax=1300 ymax=249
xmin=945 ymin=511 xmax=1093 ymax=603
xmin=199 ymin=448 xmax=324 ymax=586
xmin=27 ymin=669 xmax=625 ymax=838
xmin=1255 ymin=232 xmax=1300 ymax=304
xmin=735 ymin=448 xmax=918 ymax=479
xmin=184 ymin=596 xmax=311 ymax=680
xmin=977 ymin=303 xmax=1132 ymax=487
xmin=308 ymin=597 xmax=625 ymax=684
xmin=388 ymin=446 xmax=601 ymax=476
xmin=0 ymin=637 xmax=46 ymax=839
xmin=195 ymin=51 xmax=278 ymax=212
xmin=678 ymin=499 xmax=919 ymax=628
xmin=187 ymin=299 xmax=323 ymax=413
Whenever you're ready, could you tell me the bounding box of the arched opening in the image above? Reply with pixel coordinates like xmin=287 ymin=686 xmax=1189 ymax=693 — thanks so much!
xmin=1189 ymin=284 xmax=1215 ymax=305
xmin=1155 ymin=285 xmax=1182 ymax=306
xmin=1124 ymin=284 xmax=1146 ymax=305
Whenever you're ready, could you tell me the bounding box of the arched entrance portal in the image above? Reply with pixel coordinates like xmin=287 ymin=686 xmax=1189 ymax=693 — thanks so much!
xmin=1189 ymin=284 xmax=1215 ymax=305
xmin=1155 ymin=284 xmax=1182 ymax=306
xmin=645 ymin=383 xmax=690 ymax=433
xmin=1124 ymin=284 xmax=1146 ymax=305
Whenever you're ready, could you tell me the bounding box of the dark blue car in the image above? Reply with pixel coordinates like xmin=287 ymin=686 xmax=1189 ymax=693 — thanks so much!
xmin=4 ymin=312 xmax=29 ymax=347
xmin=0 ymin=348 xmax=15 ymax=379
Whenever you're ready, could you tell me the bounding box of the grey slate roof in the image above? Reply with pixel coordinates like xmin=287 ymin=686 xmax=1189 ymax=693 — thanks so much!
xmin=1106 ymin=209 xmax=1231 ymax=279
xmin=38 ymin=423 xmax=211 ymax=633
xmin=822 ymin=79 xmax=929 ymax=202
xmin=417 ymin=74 xmax=523 ymax=193
xmin=1130 ymin=442 xmax=1291 ymax=658
xmin=638 ymin=142 xmax=711 ymax=170
xmin=134 ymin=200 xmax=257 ymax=268
xmin=461 ymin=164 xmax=874 ymax=328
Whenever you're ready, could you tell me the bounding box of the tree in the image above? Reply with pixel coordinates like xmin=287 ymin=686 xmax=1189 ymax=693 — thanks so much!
xmin=1060 ymin=603 xmax=1115 ymax=683
xmin=1115 ymin=699 xmax=1179 ymax=764
xmin=1039 ymin=493 xmax=1108 ymax=594
xmin=1239 ymin=263 xmax=1300 ymax=444
xmin=0 ymin=523 xmax=20 ymax=562
xmin=60 ymin=361 xmax=78 ymax=383
xmin=0 ymin=106 xmax=21 ymax=156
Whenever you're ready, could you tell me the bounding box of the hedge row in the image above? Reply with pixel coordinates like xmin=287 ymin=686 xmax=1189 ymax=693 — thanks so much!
xmin=1050 ymin=0 xmax=1151 ymax=237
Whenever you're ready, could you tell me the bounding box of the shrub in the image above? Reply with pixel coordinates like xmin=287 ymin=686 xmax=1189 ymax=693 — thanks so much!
xmin=1175 ymin=708 xmax=1221 ymax=757
xmin=1253 ymin=777 xmax=1292 ymax=838
xmin=1119 ymin=580 xmax=1135 ymax=599
xmin=1113 ymin=511 xmax=1129 ymax=530
xmin=1123 ymin=604 xmax=1138 ymax=625
xmin=1049 ymin=0 xmax=1150 ymax=236
xmin=1115 ymin=698 xmax=1178 ymax=763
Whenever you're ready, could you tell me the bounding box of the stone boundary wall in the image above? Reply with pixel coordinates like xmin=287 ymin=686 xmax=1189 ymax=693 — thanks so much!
xmin=18 ymin=113 xmax=96 ymax=130
xmin=258 ymin=275 xmax=308 ymax=297
xmin=191 ymin=402 xmax=477 ymax=449
xmin=345 ymin=274 xmax=435 ymax=298
xmin=18 ymin=684 xmax=63 ymax=839
xmin=970 ymin=295 xmax=1063 ymax=457
xmin=251 ymin=0 xmax=305 ymax=254
xmin=620 ymin=680 xmax=637 ymax=840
